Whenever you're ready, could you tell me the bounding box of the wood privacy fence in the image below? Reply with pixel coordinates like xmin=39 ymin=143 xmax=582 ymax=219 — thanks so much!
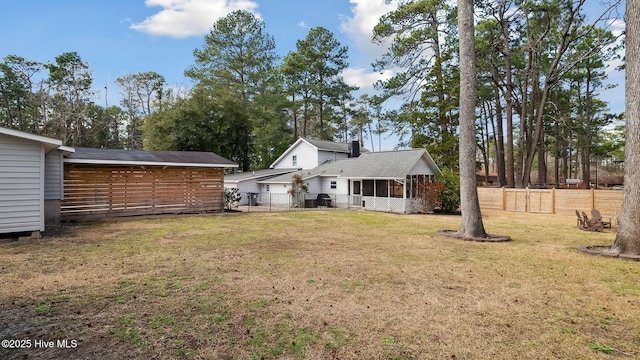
xmin=477 ymin=187 xmax=623 ymax=217
xmin=62 ymin=167 xmax=224 ymax=221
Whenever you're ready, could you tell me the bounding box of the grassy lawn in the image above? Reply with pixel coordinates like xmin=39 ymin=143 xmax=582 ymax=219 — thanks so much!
xmin=1 ymin=209 xmax=639 ymax=359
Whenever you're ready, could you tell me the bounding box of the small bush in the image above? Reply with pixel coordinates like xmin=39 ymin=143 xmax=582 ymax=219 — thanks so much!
xmin=224 ymin=187 xmax=242 ymax=210
xmin=438 ymin=168 xmax=460 ymax=213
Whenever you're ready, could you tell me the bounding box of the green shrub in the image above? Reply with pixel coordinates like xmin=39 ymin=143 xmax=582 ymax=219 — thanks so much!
xmin=438 ymin=168 xmax=460 ymax=213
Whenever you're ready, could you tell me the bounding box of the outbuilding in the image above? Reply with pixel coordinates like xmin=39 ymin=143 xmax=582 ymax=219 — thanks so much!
xmin=62 ymin=147 xmax=237 ymax=221
xmin=0 ymin=127 xmax=74 ymax=236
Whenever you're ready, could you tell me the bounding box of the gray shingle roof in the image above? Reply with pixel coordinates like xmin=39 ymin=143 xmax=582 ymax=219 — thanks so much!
xmin=340 ymin=149 xmax=439 ymax=179
xmin=259 ymin=159 xmax=357 ymax=183
xmin=225 ymin=168 xmax=298 ymax=183
xmin=303 ymin=138 xmax=351 ymax=153
xmin=65 ymin=147 xmax=237 ymax=168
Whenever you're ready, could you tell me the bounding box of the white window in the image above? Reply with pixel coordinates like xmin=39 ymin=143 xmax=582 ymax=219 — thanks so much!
xmin=330 ymin=180 xmax=337 ymax=189
xmin=266 ymin=184 xmax=270 ymax=192
xmin=292 ymin=155 xmax=297 ymax=167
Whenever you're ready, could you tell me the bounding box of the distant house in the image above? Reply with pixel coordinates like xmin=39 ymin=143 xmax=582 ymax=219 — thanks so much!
xmin=0 ymin=127 xmax=74 ymax=236
xmin=62 ymin=147 xmax=237 ymax=221
xmin=259 ymin=148 xmax=441 ymax=213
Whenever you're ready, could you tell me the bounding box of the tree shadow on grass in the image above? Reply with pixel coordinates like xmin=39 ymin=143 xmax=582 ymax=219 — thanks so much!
xmin=436 ymin=230 xmax=512 ymax=243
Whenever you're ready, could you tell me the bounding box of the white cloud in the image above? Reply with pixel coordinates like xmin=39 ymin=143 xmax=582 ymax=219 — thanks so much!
xmin=342 ymin=67 xmax=393 ymax=90
xmin=339 ymin=0 xmax=396 ymax=60
xmin=131 ymin=0 xmax=259 ymax=38
xmin=298 ymin=21 xmax=307 ymax=28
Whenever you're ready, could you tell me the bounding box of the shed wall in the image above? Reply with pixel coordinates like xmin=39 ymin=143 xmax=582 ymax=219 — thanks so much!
xmin=0 ymin=134 xmax=44 ymax=233
xmin=45 ymin=150 xmax=63 ymax=200
xmin=62 ymin=166 xmax=224 ymax=221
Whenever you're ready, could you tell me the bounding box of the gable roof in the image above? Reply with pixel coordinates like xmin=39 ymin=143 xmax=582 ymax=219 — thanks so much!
xmin=269 ymin=137 xmax=355 ymax=168
xmin=224 ymin=168 xmax=299 ymax=183
xmin=340 ymin=149 xmax=441 ymax=179
xmin=0 ymin=127 xmax=75 ymax=154
xmin=65 ymin=147 xmax=237 ymax=168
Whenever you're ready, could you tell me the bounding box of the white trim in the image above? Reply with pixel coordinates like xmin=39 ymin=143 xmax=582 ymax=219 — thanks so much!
xmin=58 ymin=151 xmax=65 ymax=200
xmin=39 ymin=144 xmax=45 ymax=232
xmin=0 ymin=127 xmax=62 ymax=147
xmin=340 ymin=176 xmax=405 ymax=180
xmin=59 ymin=146 xmax=75 ymax=154
xmin=64 ymin=158 xmax=238 ymax=168
xmin=269 ymin=138 xmax=309 ymax=168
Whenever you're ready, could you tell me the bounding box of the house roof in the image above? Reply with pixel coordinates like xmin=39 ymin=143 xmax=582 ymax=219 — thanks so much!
xmin=260 ymin=148 xmax=441 ymax=183
xmin=259 ymin=159 xmax=358 ymax=184
xmin=64 ymin=147 xmax=238 ymax=168
xmin=0 ymin=127 xmax=75 ymax=154
xmin=303 ymin=138 xmax=352 ymax=153
xmin=340 ymin=149 xmax=441 ymax=179
xmin=224 ymin=168 xmax=299 ymax=183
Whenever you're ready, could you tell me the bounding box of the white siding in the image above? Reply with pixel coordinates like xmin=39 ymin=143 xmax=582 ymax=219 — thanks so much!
xmin=273 ymin=141 xmax=317 ymax=169
xmin=45 ymin=150 xmax=63 ymax=200
xmin=317 ymin=151 xmax=348 ymax=165
xmin=408 ymin=158 xmax=436 ymax=175
xmin=266 ymin=182 xmax=289 ymax=195
xmin=0 ymin=134 xmax=44 ymax=233
xmin=305 ymin=178 xmax=323 ymax=194
xmin=319 ymin=176 xmax=348 ymax=195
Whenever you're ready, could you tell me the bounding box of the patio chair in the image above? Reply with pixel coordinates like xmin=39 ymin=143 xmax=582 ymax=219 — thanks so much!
xmin=591 ymin=209 xmax=612 ymax=229
xmin=581 ymin=211 xmax=599 ymax=232
xmin=575 ymin=210 xmax=584 ymax=228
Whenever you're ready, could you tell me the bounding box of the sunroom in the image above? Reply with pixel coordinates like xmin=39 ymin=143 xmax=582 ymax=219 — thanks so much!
xmin=341 ymin=149 xmax=441 ymax=214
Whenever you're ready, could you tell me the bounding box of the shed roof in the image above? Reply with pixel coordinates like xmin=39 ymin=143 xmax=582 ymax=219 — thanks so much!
xmin=65 ymin=147 xmax=238 ymax=168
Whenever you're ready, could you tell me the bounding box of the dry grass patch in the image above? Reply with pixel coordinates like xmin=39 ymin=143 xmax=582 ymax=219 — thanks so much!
xmin=1 ymin=210 xmax=639 ymax=359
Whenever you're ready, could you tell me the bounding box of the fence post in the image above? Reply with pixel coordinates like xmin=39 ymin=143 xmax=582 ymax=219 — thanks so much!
xmin=591 ymin=188 xmax=595 ymax=210
xmin=551 ymin=188 xmax=556 ymax=214
xmin=502 ymin=187 xmax=506 ymax=210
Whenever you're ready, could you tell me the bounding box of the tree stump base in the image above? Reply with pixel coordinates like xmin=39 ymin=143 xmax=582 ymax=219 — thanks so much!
xmin=576 ymin=245 xmax=640 ymax=261
xmin=437 ymin=229 xmax=511 ymax=242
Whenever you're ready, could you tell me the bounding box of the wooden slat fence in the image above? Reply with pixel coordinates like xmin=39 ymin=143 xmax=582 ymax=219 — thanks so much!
xmin=477 ymin=187 xmax=623 ymax=218
xmin=62 ymin=167 xmax=224 ymax=221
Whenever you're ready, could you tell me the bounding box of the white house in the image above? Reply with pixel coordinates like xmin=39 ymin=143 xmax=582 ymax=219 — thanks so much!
xmin=270 ymin=137 xmax=360 ymax=169
xmin=258 ymin=148 xmax=442 ymax=213
xmin=0 ymin=127 xmax=74 ymax=235
xmin=224 ymin=137 xmax=361 ymax=203
xmin=223 ymin=168 xmax=298 ymax=205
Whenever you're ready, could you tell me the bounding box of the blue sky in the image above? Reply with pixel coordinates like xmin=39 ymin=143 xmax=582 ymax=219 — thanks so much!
xmin=0 ymin=0 xmax=393 ymax=95
xmin=0 ymin=0 xmax=627 ymax=151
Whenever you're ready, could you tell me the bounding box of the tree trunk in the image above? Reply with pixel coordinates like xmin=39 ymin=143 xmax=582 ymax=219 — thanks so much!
xmin=494 ymin=87 xmax=507 ymax=187
xmin=499 ymin=2 xmax=515 ymax=188
xmin=610 ymin=0 xmax=640 ymax=256
xmin=457 ymin=0 xmax=487 ymax=238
